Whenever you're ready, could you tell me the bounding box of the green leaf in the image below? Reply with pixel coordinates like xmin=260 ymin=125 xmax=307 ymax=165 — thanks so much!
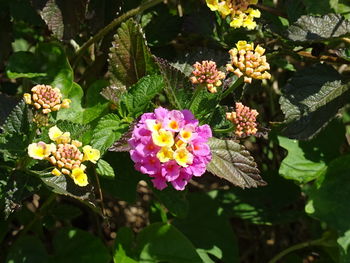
xmin=278 ymin=120 xmax=344 ymax=183
xmin=153 ymin=187 xmax=189 ymax=218
xmin=108 ymin=18 xmax=154 ymax=98
xmin=6 ymin=51 xmax=46 ymax=79
xmin=1 ymin=100 xmax=30 ymax=136
xmin=303 ymin=0 xmax=338 ymax=15
xmin=39 ymin=172 xmax=93 ymax=201
xmin=279 ymin=63 xmax=350 ymax=140
xmin=55 ymin=120 xmax=90 ymax=142
xmin=5 ymin=236 xmax=49 ymax=263
xmin=173 ymin=192 xmax=239 ymax=262
xmin=137 ymin=222 xmax=202 ymax=263
xmin=207 ymin=137 xmax=266 ymax=188
xmin=189 ymin=89 xmax=218 ymax=120
xmin=114 ymin=227 xmax=138 ymax=263
xmin=96 ymin=159 xmax=115 ymax=178
xmin=155 ymin=57 xmax=192 ymax=109
xmin=287 ymin=13 xmax=350 ymax=42
xmin=120 ymin=75 xmax=164 ymax=117
xmin=305 ymin=155 xmax=350 ymax=260
xmin=57 ymin=82 xmax=109 ymax=124
xmin=52 ymin=227 xmax=111 ymax=263
xmin=0 ymin=94 xmax=18 ymax=126
xmin=91 ymin=114 xmax=127 ymax=154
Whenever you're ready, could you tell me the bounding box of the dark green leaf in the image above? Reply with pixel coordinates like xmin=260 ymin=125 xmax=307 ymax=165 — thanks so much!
xmin=0 ymin=94 xmax=18 ymax=126
xmin=52 ymin=227 xmax=111 ymax=263
xmin=5 ymin=236 xmax=49 ymax=263
xmin=91 ymin=114 xmax=127 ymax=154
xmin=153 ymin=187 xmax=189 ymax=218
xmin=155 ymin=57 xmax=192 ymax=109
xmin=287 ymin=13 xmax=350 ymax=42
xmin=137 ymin=222 xmax=202 ymax=263
xmin=174 ymin=192 xmax=239 ymax=262
xmin=6 ymin=52 xmax=46 ymax=79
xmin=279 ymin=63 xmax=350 ymax=140
xmin=305 ymin=155 xmax=350 ymax=260
xmin=120 ymin=75 xmax=164 ymax=117
xmin=96 ymin=159 xmax=115 ymax=178
xmin=207 ymin=137 xmax=266 ymax=188
xmin=40 ymin=172 xmax=93 ymax=201
xmin=1 ymin=100 xmax=30 ymax=136
xmin=114 ymin=227 xmax=138 ymax=263
xmin=108 ymin=18 xmax=154 ymax=98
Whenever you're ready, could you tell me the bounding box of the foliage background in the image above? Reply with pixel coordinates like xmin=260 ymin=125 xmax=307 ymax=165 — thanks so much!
xmin=1 ymin=0 xmax=350 ymax=262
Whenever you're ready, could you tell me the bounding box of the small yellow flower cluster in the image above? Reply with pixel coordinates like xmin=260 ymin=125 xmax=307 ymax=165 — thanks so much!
xmin=28 ymin=126 xmax=100 ymax=187
xmin=206 ymin=0 xmax=260 ymax=30
xmin=226 ymin=40 xmax=271 ymax=83
xmin=226 ymin=102 xmax=258 ymax=137
xmin=190 ymin=60 xmax=226 ymax=93
xmin=24 ymin=85 xmax=71 ymax=114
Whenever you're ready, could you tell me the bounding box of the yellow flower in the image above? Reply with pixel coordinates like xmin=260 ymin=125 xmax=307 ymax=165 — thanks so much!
xmin=157 ymin=147 xmax=174 ymax=163
xmin=49 ymin=126 xmax=71 ymax=144
xmin=61 ymin=99 xmax=71 ymax=109
xmin=51 ymin=168 xmax=61 ymax=176
xmin=23 ymin=93 xmax=32 ymax=104
xmin=82 ymin=145 xmax=100 ymax=163
xmin=174 ymin=147 xmax=193 ymax=167
xmin=71 ymin=166 xmax=88 ymax=187
xmin=152 ymin=129 xmax=174 ymax=147
xmin=146 ymin=119 xmax=162 ymax=133
xmin=28 ymin=141 xmax=55 ymax=160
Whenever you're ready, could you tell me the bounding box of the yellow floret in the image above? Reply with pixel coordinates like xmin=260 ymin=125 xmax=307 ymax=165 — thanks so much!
xmin=23 ymin=93 xmax=32 ymax=104
xmin=173 ymin=147 xmax=193 ymax=167
xmin=28 ymin=142 xmax=55 ymax=160
xmin=71 ymin=167 xmax=88 ymax=187
xmin=157 ymin=147 xmax=174 ymax=163
xmin=82 ymin=145 xmax=100 ymax=164
xmin=152 ymin=129 xmax=174 ymax=147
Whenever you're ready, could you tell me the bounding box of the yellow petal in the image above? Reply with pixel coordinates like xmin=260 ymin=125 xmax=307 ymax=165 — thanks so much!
xmin=61 ymin=99 xmax=71 ymax=109
xmin=23 ymin=93 xmax=32 ymax=104
xmin=82 ymin=145 xmax=100 ymax=163
xmin=71 ymin=167 xmax=88 ymax=187
xmin=157 ymin=147 xmax=174 ymax=163
xmin=52 ymin=168 xmax=61 ymax=176
xmin=28 ymin=142 xmax=52 ymax=160
xmin=152 ymin=129 xmax=174 ymax=147
xmin=173 ymin=147 xmax=193 ymax=167
xmin=49 ymin=126 xmax=63 ymax=141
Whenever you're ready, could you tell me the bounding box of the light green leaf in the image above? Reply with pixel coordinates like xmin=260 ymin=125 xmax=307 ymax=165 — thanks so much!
xmin=108 ymin=18 xmax=154 ymax=99
xmin=287 ymin=13 xmax=350 ymax=42
xmin=137 ymin=222 xmax=202 ymax=263
xmin=279 ymin=63 xmax=350 ymax=140
xmin=5 ymin=236 xmax=49 ymax=263
xmin=91 ymin=114 xmax=127 ymax=154
xmin=120 ymin=75 xmax=164 ymax=117
xmin=96 ymin=159 xmax=115 ymax=178
xmin=207 ymin=137 xmax=266 ymax=188
xmin=52 ymin=227 xmax=111 ymax=263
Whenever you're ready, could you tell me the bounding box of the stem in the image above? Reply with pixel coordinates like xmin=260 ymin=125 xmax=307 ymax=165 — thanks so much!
xmin=94 ymin=167 xmax=106 ymax=216
xmin=221 ymin=77 xmax=243 ymax=100
xmin=213 ymin=126 xmax=234 ymax=134
xmin=19 ymin=193 xmax=56 ymax=237
xmin=72 ymin=0 xmax=164 ymax=67
xmin=268 ymin=238 xmax=324 ymax=263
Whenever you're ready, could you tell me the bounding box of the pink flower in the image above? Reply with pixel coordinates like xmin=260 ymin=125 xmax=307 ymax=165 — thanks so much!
xmin=128 ymin=107 xmax=212 ymax=191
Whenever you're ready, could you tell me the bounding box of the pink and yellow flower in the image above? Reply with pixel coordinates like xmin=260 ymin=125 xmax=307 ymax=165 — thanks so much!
xmin=129 ymin=107 xmax=212 ymax=191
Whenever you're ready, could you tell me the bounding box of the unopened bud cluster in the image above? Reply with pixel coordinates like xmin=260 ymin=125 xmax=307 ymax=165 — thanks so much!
xmin=206 ymin=0 xmax=260 ymax=30
xmin=24 ymin=85 xmax=71 ymax=114
xmin=190 ymin=60 xmax=225 ymax=93
xmin=27 ymin=126 xmax=100 ymax=187
xmin=227 ymin=41 xmax=271 ymax=83
xmin=226 ymin=102 xmax=258 ymax=137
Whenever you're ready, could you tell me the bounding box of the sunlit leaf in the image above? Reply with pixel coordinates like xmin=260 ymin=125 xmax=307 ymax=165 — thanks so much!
xmin=287 ymin=13 xmax=350 ymax=42
xmin=207 ymin=137 xmax=266 ymax=188
xmin=96 ymin=159 xmax=115 ymax=178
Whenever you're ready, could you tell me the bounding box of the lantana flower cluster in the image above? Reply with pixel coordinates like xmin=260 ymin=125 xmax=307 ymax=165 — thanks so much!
xmin=24 ymin=85 xmax=71 ymax=114
xmin=190 ymin=60 xmax=226 ymax=93
xmin=28 ymin=126 xmax=100 ymax=187
xmin=226 ymin=102 xmax=258 ymax=137
xmin=129 ymin=107 xmax=212 ymax=191
xmin=227 ymin=40 xmax=271 ymax=83
xmin=206 ymin=0 xmax=260 ymax=30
